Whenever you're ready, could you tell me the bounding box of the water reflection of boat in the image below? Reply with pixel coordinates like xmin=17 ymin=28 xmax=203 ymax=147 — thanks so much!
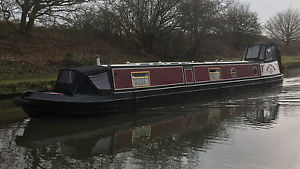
xmin=16 ymin=100 xmax=279 ymax=159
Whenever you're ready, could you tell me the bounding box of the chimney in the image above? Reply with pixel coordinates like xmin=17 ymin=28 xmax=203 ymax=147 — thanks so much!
xmin=96 ymin=55 xmax=100 ymax=66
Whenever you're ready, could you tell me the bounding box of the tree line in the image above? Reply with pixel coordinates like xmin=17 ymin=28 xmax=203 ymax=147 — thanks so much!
xmin=68 ymin=0 xmax=261 ymax=58
xmin=1 ymin=0 xmax=300 ymax=59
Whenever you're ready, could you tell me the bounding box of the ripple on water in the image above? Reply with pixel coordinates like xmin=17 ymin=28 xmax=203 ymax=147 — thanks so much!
xmin=278 ymin=77 xmax=300 ymax=106
xmin=283 ymin=77 xmax=300 ymax=85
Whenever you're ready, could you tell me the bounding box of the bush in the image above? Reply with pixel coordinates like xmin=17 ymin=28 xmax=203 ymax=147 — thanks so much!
xmin=61 ymin=52 xmax=80 ymax=68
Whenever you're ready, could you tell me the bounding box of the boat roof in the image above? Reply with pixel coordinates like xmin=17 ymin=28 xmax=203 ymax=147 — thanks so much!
xmin=102 ymin=60 xmax=251 ymax=68
xmin=62 ymin=60 xmax=253 ymax=75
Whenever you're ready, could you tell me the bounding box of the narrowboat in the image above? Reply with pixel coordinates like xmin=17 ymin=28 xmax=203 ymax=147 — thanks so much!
xmin=16 ymin=43 xmax=284 ymax=117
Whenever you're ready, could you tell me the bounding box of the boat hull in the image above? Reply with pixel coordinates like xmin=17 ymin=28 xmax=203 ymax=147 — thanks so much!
xmin=18 ymin=74 xmax=283 ymax=117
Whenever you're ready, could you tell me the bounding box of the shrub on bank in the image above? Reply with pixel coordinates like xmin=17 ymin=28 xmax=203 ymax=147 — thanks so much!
xmin=0 ymin=79 xmax=56 ymax=95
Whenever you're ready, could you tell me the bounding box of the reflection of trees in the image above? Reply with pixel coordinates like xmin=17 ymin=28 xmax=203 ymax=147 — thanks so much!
xmin=125 ymin=101 xmax=280 ymax=169
xmin=128 ymin=113 xmax=231 ymax=169
xmin=130 ymin=127 xmax=217 ymax=169
xmin=242 ymin=100 xmax=279 ymax=127
xmin=5 ymin=98 xmax=280 ymax=168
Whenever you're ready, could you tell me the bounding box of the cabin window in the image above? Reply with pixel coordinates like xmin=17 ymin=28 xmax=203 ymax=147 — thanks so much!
xmin=208 ymin=68 xmax=221 ymax=80
xmin=231 ymin=68 xmax=237 ymax=77
xmin=259 ymin=46 xmax=266 ymax=60
xmin=131 ymin=71 xmax=151 ymax=87
xmin=245 ymin=45 xmax=260 ymax=59
xmin=265 ymin=46 xmax=275 ymax=61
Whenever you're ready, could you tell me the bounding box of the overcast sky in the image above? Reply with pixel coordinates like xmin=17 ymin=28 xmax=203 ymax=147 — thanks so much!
xmin=240 ymin=0 xmax=300 ymax=23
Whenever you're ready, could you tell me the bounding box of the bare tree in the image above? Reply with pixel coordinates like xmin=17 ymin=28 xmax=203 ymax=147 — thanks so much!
xmin=111 ymin=0 xmax=181 ymax=54
xmin=0 ymin=0 xmax=88 ymax=36
xmin=178 ymin=0 xmax=230 ymax=57
xmin=69 ymin=2 xmax=123 ymax=39
xmin=0 ymin=0 xmax=19 ymax=31
xmin=265 ymin=8 xmax=300 ymax=48
xmin=223 ymin=2 xmax=261 ymax=49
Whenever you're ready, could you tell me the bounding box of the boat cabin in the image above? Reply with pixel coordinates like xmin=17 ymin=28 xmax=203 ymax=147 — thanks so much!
xmin=243 ymin=44 xmax=281 ymax=62
xmin=54 ymin=44 xmax=282 ymax=95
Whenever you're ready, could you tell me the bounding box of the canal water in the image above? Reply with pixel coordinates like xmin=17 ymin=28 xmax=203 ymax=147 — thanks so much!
xmin=1 ymin=69 xmax=300 ymax=169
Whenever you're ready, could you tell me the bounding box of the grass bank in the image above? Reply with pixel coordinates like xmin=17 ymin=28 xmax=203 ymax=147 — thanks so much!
xmin=282 ymin=56 xmax=300 ymax=68
xmin=0 ymin=77 xmax=56 ymax=95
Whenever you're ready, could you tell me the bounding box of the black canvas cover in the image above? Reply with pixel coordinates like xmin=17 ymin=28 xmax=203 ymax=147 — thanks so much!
xmin=55 ymin=66 xmax=112 ymax=94
xmin=68 ymin=65 xmax=108 ymax=76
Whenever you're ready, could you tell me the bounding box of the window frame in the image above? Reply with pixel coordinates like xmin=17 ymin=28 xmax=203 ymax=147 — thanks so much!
xmin=208 ymin=68 xmax=221 ymax=80
xmin=244 ymin=45 xmax=261 ymax=60
xmin=259 ymin=46 xmax=266 ymax=60
xmin=131 ymin=71 xmax=151 ymax=87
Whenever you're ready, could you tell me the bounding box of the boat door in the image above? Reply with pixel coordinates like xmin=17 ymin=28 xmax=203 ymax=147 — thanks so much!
xmin=184 ymin=68 xmax=194 ymax=84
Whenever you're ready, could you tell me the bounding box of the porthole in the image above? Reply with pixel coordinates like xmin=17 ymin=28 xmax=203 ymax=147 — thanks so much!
xmin=231 ymin=68 xmax=237 ymax=77
xmin=253 ymin=67 xmax=258 ymax=75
